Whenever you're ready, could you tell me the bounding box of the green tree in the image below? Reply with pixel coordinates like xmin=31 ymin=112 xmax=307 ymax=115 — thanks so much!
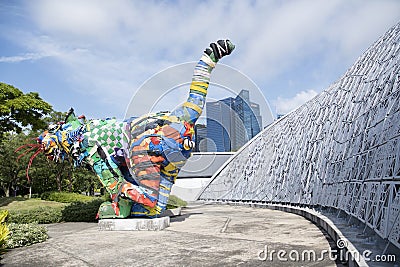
xmin=0 ymin=133 xmax=33 ymax=196
xmin=0 ymin=87 xmax=101 ymax=196
xmin=42 ymin=110 xmax=65 ymax=126
xmin=0 ymin=82 xmax=52 ymax=136
xmin=0 ymin=132 xmax=59 ymax=196
xmin=0 ymin=131 xmax=100 ymax=196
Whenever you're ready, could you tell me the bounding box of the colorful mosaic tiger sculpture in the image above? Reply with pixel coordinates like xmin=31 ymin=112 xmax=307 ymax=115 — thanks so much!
xmin=24 ymin=40 xmax=235 ymax=218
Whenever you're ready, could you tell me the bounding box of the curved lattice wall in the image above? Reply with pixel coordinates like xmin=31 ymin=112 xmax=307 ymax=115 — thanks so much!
xmin=198 ymin=22 xmax=400 ymax=249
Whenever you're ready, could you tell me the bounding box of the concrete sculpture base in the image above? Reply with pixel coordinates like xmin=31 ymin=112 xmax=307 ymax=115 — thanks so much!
xmin=98 ymin=216 xmax=170 ymax=231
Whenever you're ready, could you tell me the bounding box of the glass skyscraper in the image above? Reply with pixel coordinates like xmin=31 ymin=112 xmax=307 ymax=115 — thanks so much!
xmin=205 ymin=89 xmax=262 ymax=152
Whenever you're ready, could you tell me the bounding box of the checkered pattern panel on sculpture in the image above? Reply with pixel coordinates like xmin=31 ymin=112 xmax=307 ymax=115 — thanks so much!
xmin=89 ymin=120 xmax=124 ymax=154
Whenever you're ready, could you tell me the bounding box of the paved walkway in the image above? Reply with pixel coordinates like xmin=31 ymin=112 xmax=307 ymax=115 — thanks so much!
xmin=2 ymin=203 xmax=337 ymax=266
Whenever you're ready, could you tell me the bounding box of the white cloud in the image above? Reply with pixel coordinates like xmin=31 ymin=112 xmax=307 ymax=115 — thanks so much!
xmin=0 ymin=53 xmax=47 ymax=63
xmin=30 ymin=0 xmax=123 ymax=40
xmin=274 ymin=89 xmax=319 ymax=115
xmin=2 ymin=0 xmax=399 ymax=118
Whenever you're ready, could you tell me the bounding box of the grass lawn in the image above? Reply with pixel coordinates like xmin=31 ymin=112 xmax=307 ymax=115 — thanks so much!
xmin=0 ymin=197 xmax=67 ymax=211
xmin=0 ymin=194 xmax=186 ymax=213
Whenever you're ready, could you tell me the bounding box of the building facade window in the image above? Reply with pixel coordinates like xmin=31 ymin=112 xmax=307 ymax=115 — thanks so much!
xmin=204 ymin=89 xmax=262 ymax=152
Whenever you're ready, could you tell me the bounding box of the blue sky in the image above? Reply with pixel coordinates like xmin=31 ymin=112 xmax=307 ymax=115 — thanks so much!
xmin=1 ymin=0 xmax=399 ymax=122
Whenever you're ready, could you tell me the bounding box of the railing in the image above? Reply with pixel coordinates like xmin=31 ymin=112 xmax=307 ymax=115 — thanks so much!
xmin=198 ymin=22 xmax=400 ymax=249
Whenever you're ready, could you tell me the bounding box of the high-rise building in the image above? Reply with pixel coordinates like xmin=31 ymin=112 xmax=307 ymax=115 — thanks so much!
xmin=194 ymin=124 xmax=207 ymax=152
xmin=205 ymin=89 xmax=262 ymax=152
xmin=205 ymin=99 xmax=234 ymax=152
xmin=234 ymin=90 xmax=262 ymax=141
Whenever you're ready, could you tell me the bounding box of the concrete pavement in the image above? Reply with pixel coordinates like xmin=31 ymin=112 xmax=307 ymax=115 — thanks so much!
xmin=2 ymin=203 xmax=337 ymax=266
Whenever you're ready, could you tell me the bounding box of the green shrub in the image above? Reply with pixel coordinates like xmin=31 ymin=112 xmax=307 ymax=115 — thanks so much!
xmin=0 ymin=210 xmax=9 ymax=254
xmin=167 ymin=195 xmax=187 ymax=209
xmin=62 ymin=198 xmax=104 ymax=222
xmin=41 ymin=191 xmax=95 ymax=203
xmin=6 ymin=223 xmax=48 ymax=249
xmin=30 ymin=194 xmax=40 ymax=199
xmin=8 ymin=206 xmax=63 ymax=224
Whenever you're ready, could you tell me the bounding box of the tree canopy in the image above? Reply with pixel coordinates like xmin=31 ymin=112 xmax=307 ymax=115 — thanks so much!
xmin=0 ymin=131 xmax=99 ymax=197
xmin=0 ymin=83 xmax=99 ymax=197
xmin=0 ymin=82 xmax=52 ymax=135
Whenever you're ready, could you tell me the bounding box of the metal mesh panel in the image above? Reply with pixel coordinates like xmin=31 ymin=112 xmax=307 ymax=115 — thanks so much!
xmin=199 ymin=23 xmax=400 ymax=248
